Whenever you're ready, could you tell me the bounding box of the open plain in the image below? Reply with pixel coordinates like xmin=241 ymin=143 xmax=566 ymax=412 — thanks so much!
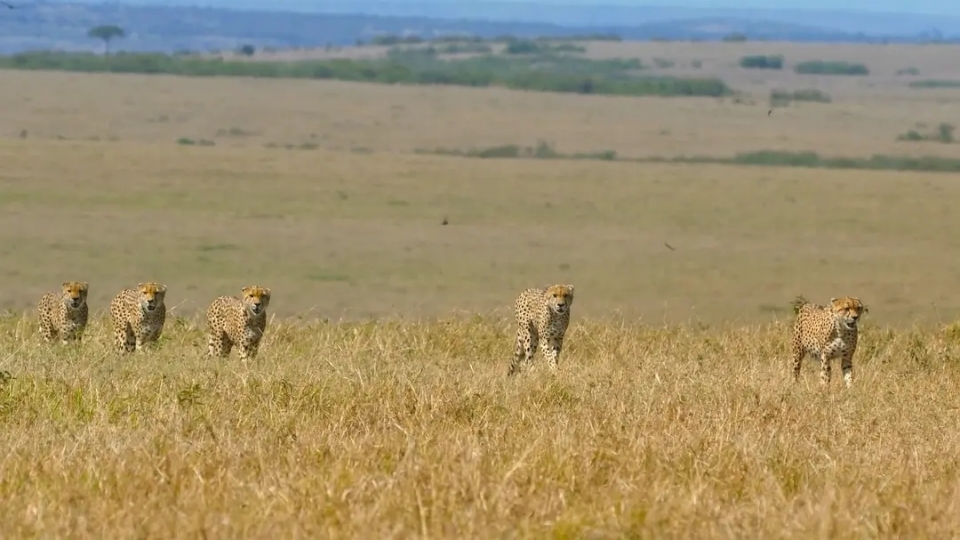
xmin=2 ymin=40 xmax=960 ymax=537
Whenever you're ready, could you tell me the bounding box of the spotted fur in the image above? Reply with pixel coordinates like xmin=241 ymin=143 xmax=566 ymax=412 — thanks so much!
xmin=791 ymin=296 xmax=866 ymax=388
xmin=109 ymin=282 xmax=167 ymax=353
xmin=206 ymin=286 xmax=271 ymax=361
xmin=508 ymin=284 xmax=575 ymax=376
xmin=37 ymin=281 xmax=89 ymax=344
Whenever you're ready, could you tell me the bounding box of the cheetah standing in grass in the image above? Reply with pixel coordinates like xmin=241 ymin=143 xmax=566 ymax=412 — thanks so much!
xmin=37 ymin=281 xmax=89 ymax=344
xmin=791 ymin=296 xmax=866 ymax=388
xmin=109 ymin=282 xmax=167 ymax=353
xmin=508 ymin=284 xmax=575 ymax=376
xmin=206 ymin=286 xmax=271 ymax=361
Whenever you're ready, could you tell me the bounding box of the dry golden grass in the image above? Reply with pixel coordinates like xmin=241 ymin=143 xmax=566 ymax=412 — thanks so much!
xmin=3 ymin=314 xmax=960 ymax=537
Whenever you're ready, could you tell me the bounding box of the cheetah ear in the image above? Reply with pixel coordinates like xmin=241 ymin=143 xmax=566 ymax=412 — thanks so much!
xmin=262 ymin=287 xmax=271 ymax=296
xmin=80 ymin=282 xmax=89 ymax=290
xmin=566 ymin=284 xmax=575 ymax=294
xmin=62 ymin=282 xmax=71 ymax=289
xmin=829 ymin=297 xmax=838 ymax=304
xmin=157 ymin=284 xmax=167 ymax=293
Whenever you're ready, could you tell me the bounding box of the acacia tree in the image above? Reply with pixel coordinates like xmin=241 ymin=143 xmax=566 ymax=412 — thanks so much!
xmin=88 ymin=25 xmax=126 ymax=55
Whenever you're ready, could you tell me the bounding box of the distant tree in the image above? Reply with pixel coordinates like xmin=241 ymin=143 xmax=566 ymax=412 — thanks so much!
xmin=237 ymin=44 xmax=256 ymax=56
xmin=88 ymin=25 xmax=126 ymax=55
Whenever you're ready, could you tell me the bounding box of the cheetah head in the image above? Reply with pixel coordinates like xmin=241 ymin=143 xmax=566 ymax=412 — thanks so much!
xmin=241 ymin=286 xmax=271 ymax=316
xmin=61 ymin=281 xmax=88 ymax=310
xmin=137 ymin=282 xmax=167 ymax=313
xmin=544 ymin=284 xmax=575 ymax=315
xmin=830 ymin=296 xmax=865 ymax=329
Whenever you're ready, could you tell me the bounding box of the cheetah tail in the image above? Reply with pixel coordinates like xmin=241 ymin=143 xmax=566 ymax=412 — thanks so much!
xmin=790 ymin=295 xmax=810 ymax=315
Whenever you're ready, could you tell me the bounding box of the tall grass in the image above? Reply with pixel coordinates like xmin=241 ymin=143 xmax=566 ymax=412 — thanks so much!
xmin=1 ymin=313 xmax=960 ymax=536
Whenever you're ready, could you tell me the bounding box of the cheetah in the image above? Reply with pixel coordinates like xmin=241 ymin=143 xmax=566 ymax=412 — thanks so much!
xmin=508 ymin=284 xmax=575 ymax=376
xmin=37 ymin=281 xmax=89 ymax=344
xmin=206 ymin=286 xmax=271 ymax=361
xmin=109 ymin=282 xmax=167 ymax=353
xmin=791 ymin=296 xmax=866 ymax=388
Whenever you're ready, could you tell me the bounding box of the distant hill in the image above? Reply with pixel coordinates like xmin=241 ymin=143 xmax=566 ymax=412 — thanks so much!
xmin=54 ymin=1 xmax=960 ymax=36
xmin=0 ymin=1 xmax=956 ymax=54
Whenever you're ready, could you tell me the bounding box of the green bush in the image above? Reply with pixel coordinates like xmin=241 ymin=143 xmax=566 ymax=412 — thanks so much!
xmin=769 ymin=88 xmax=831 ymax=106
xmin=551 ymin=43 xmax=586 ymax=53
xmin=504 ymin=40 xmax=542 ymax=55
xmin=739 ymin=55 xmax=783 ymax=69
xmin=722 ymin=33 xmax=748 ymax=42
xmin=371 ymin=35 xmax=424 ymax=46
xmin=909 ymin=79 xmax=960 ymax=88
xmin=669 ymin=151 xmax=960 ymax=172
xmin=897 ymin=130 xmax=924 ymax=142
xmin=422 ymin=144 xmax=960 ymax=173
xmin=436 ymin=43 xmax=493 ymax=54
xmin=794 ymin=60 xmax=869 ymax=75
xmin=898 ymin=123 xmax=955 ymax=143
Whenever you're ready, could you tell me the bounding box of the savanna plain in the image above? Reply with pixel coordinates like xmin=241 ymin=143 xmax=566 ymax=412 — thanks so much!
xmin=2 ymin=40 xmax=960 ymax=538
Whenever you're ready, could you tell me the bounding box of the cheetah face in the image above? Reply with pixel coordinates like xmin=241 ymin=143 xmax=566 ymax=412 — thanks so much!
xmin=544 ymin=284 xmax=575 ymax=315
xmin=137 ymin=282 xmax=167 ymax=313
xmin=61 ymin=281 xmax=88 ymax=310
xmin=241 ymin=286 xmax=271 ymax=316
xmin=830 ymin=296 xmax=865 ymax=329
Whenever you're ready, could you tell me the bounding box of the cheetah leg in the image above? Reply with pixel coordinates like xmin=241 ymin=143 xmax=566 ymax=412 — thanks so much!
xmin=543 ymin=337 xmax=563 ymax=371
xmin=118 ymin=324 xmax=136 ymax=353
xmin=508 ymin=325 xmax=536 ymax=376
xmin=841 ymin=352 xmax=853 ymax=388
xmin=141 ymin=328 xmax=162 ymax=350
xmin=39 ymin=322 xmax=56 ymax=343
xmin=791 ymin=342 xmax=804 ymax=382
xmin=62 ymin=325 xmax=82 ymax=344
xmin=208 ymin=331 xmax=230 ymax=358
xmin=238 ymin=343 xmax=258 ymax=362
xmin=134 ymin=325 xmax=156 ymax=352
xmin=819 ymin=352 xmax=832 ymax=386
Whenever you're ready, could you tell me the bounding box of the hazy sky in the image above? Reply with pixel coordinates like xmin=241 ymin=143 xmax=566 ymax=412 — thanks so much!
xmin=533 ymin=0 xmax=955 ymax=13
xmin=69 ymin=0 xmax=960 ymax=17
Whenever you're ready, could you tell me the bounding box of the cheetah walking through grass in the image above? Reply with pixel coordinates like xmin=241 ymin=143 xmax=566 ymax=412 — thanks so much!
xmin=109 ymin=282 xmax=167 ymax=353
xmin=508 ymin=284 xmax=575 ymax=376
xmin=791 ymin=295 xmax=866 ymax=388
xmin=205 ymin=286 xmax=271 ymax=361
xmin=37 ymin=281 xmax=89 ymax=344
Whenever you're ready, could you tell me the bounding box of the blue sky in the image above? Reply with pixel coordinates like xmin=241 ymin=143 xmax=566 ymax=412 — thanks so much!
xmin=420 ymin=0 xmax=951 ymax=10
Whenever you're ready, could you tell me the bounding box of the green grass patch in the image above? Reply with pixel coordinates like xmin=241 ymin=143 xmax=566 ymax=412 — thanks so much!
xmin=739 ymin=55 xmax=783 ymax=70
xmin=794 ymin=60 xmax=869 ymax=75
xmin=0 ymin=50 xmax=731 ymax=98
xmin=417 ymin=140 xmax=616 ymax=161
xmin=909 ymin=79 xmax=960 ymax=89
xmin=420 ymin=143 xmax=960 ymax=173
xmin=769 ymin=88 xmax=831 ymax=107
xmin=897 ymin=123 xmax=955 ymax=143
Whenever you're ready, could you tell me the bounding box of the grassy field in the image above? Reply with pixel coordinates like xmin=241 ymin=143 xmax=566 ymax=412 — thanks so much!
xmin=2 ymin=38 xmax=960 ymax=537
xmin=3 ymin=139 xmax=960 ymax=324
xmin=4 ymin=316 xmax=960 ymax=537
